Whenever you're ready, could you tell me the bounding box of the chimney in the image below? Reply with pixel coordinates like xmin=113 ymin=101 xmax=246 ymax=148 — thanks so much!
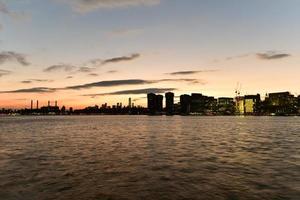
xmin=31 ymin=100 xmax=33 ymax=110
xmin=55 ymin=101 xmax=57 ymax=107
xmin=48 ymin=101 xmax=50 ymax=107
xmin=36 ymin=100 xmax=39 ymax=109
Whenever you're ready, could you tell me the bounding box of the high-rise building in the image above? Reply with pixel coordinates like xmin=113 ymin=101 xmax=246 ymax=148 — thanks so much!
xmin=128 ymin=98 xmax=132 ymax=108
xmin=265 ymin=92 xmax=296 ymax=114
xmin=156 ymin=95 xmax=163 ymax=112
xmin=190 ymin=93 xmax=206 ymax=113
xmin=218 ymin=97 xmax=234 ymax=115
xmin=180 ymin=94 xmax=191 ymax=115
xmin=165 ymin=92 xmax=174 ymax=115
xmin=244 ymin=94 xmax=261 ymax=114
xmin=147 ymin=93 xmax=157 ymax=114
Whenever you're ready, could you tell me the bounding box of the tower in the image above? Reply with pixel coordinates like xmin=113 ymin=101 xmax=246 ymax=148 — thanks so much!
xmin=165 ymin=92 xmax=174 ymax=115
xmin=128 ymin=98 xmax=132 ymax=108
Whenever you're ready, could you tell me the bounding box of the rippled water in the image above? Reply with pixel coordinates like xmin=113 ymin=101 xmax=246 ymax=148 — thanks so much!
xmin=0 ymin=116 xmax=299 ymax=200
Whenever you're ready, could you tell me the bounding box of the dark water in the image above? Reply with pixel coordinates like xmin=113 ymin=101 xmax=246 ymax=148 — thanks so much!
xmin=0 ymin=116 xmax=299 ymax=200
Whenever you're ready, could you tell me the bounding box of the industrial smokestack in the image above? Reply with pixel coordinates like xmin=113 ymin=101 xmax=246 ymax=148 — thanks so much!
xmin=48 ymin=101 xmax=50 ymax=107
xmin=36 ymin=100 xmax=39 ymax=109
xmin=31 ymin=100 xmax=33 ymax=110
xmin=55 ymin=101 xmax=57 ymax=107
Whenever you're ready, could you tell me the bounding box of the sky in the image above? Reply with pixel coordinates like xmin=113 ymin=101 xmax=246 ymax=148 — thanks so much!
xmin=0 ymin=0 xmax=300 ymax=109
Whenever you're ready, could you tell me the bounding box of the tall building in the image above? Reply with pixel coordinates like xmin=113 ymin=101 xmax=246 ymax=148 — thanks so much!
xmin=156 ymin=95 xmax=163 ymax=113
xmin=147 ymin=93 xmax=157 ymax=115
xmin=235 ymin=96 xmax=245 ymax=115
xmin=128 ymin=98 xmax=132 ymax=108
xmin=218 ymin=97 xmax=234 ymax=115
xmin=165 ymin=92 xmax=174 ymax=115
xmin=190 ymin=93 xmax=206 ymax=113
xmin=265 ymin=92 xmax=296 ymax=114
xmin=244 ymin=94 xmax=261 ymax=114
xmin=180 ymin=94 xmax=191 ymax=115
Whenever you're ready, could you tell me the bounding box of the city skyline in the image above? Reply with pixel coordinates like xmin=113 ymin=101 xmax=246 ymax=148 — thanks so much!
xmin=1 ymin=0 xmax=300 ymax=108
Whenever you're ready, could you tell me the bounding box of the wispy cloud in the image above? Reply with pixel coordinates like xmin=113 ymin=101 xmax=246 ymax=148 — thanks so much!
xmin=0 ymin=69 xmax=11 ymax=77
xmin=83 ymin=87 xmax=176 ymax=97
xmin=224 ymin=51 xmax=291 ymax=61
xmin=166 ymin=70 xmax=218 ymax=75
xmin=66 ymin=76 xmax=73 ymax=79
xmin=65 ymin=79 xmax=152 ymax=90
xmin=77 ymin=66 xmax=96 ymax=73
xmin=107 ymin=70 xmax=118 ymax=74
xmin=0 ymin=51 xmax=30 ymax=66
xmin=21 ymin=79 xmax=53 ymax=84
xmin=88 ymin=73 xmax=99 ymax=77
xmin=64 ymin=78 xmax=204 ymax=90
xmin=60 ymin=0 xmax=160 ymax=13
xmin=0 ymin=1 xmax=29 ymax=31
xmin=225 ymin=54 xmax=250 ymax=60
xmin=256 ymin=51 xmax=291 ymax=60
xmin=0 ymin=87 xmax=56 ymax=94
xmin=89 ymin=53 xmax=140 ymax=66
xmin=0 ymin=78 xmax=204 ymax=94
xmin=44 ymin=64 xmax=76 ymax=72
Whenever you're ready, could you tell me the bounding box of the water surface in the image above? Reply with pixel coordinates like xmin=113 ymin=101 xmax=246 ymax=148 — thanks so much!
xmin=0 ymin=116 xmax=299 ymax=200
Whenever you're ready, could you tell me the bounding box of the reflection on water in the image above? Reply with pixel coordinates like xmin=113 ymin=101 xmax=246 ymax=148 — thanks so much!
xmin=0 ymin=116 xmax=299 ymax=200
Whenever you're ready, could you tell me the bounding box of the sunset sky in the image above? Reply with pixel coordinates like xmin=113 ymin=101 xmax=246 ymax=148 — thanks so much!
xmin=0 ymin=0 xmax=300 ymax=109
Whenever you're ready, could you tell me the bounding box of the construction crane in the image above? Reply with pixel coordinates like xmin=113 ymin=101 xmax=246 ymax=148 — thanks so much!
xmin=235 ymin=82 xmax=243 ymax=114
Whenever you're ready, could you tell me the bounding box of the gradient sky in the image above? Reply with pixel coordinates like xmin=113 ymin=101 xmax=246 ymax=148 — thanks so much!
xmin=0 ymin=0 xmax=300 ymax=109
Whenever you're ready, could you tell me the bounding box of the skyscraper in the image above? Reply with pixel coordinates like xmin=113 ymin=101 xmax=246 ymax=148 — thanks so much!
xmin=180 ymin=94 xmax=191 ymax=115
xmin=147 ymin=93 xmax=157 ymax=115
xmin=156 ymin=95 xmax=163 ymax=113
xmin=128 ymin=98 xmax=132 ymax=108
xmin=165 ymin=92 xmax=174 ymax=115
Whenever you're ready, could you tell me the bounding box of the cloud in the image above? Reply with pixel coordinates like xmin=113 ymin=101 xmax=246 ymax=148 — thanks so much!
xmin=88 ymin=73 xmax=99 ymax=77
xmin=44 ymin=64 xmax=76 ymax=72
xmin=0 ymin=69 xmax=11 ymax=77
xmin=65 ymin=79 xmax=153 ymax=90
xmin=60 ymin=0 xmax=160 ymax=13
xmin=158 ymin=78 xmax=206 ymax=84
xmin=77 ymin=66 xmax=96 ymax=73
xmin=83 ymin=87 xmax=176 ymax=97
xmin=225 ymin=54 xmax=250 ymax=61
xmin=89 ymin=53 xmax=140 ymax=66
xmin=0 ymin=87 xmax=56 ymax=94
xmin=1 ymin=78 xmax=205 ymax=94
xmin=66 ymin=76 xmax=73 ymax=79
xmin=167 ymin=70 xmax=218 ymax=75
xmin=107 ymin=70 xmax=118 ymax=74
xmin=256 ymin=51 xmax=291 ymax=60
xmin=64 ymin=78 xmax=204 ymax=90
xmin=21 ymin=79 xmax=53 ymax=84
xmin=0 ymin=1 xmax=28 ymax=20
xmin=0 ymin=51 xmax=30 ymax=66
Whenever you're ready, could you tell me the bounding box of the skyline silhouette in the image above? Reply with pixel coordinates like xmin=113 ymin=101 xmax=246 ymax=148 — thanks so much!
xmin=1 ymin=0 xmax=300 ymax=108
xmin=1 ymin=90 xmax=300 ymax=116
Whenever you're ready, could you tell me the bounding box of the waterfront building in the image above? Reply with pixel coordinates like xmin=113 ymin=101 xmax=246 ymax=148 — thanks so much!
xmin=235 ymin=96 xmax=245 ymax=115
xmin=165 ymin=92 xmax=174 ymax=115
xmin=244 ymin=94 xmax=261 ymax=114
xmin=190 ymin=93 xmax=206 ymax=113
xmin=156 ymin=95 xmax=163 ymax=113
xmin=180 ymin=94 xmax=191 ymax=115
xmin=218 ymin=97 xmax=234 ymax=115
xmin=265 ymin=92 xmax=296 ymax=115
